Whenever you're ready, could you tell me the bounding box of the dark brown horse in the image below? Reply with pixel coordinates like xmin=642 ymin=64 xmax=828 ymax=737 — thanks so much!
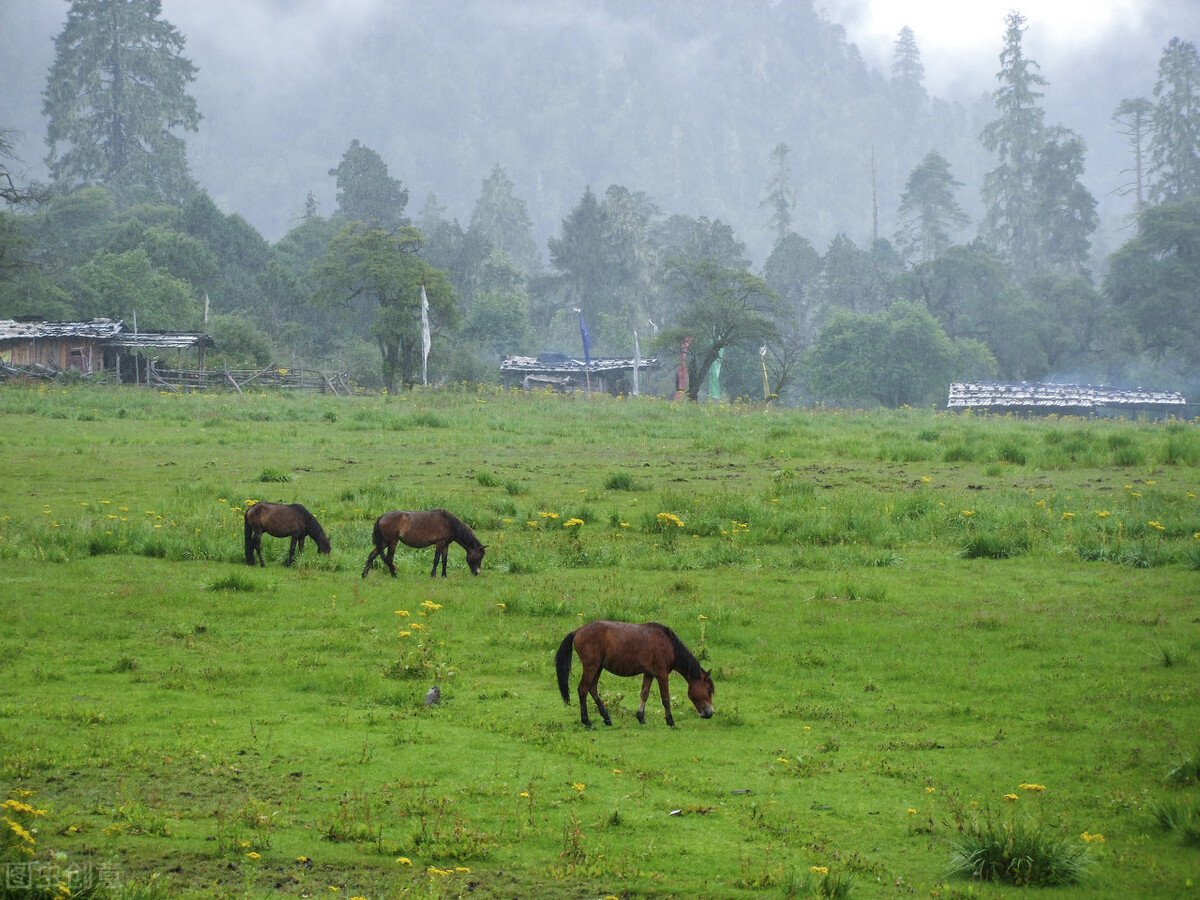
xmin=555 ymin=620 xmax=714 ymax=727
xmin=361 ymin=509 xmax=486 ymax=578
xmin=244 ymin=501 xmax=331 ymax=567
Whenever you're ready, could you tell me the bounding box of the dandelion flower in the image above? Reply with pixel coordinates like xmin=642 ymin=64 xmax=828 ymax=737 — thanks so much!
xmin=1002 ymin=793 xmax=1019 ymax=803
xmin=246 ymin=852 xmax=261 ymax=859
xmin=1019 ymin=783 xmax=1046 ymax=793
xmin=396 ymin=857 xmax=412 ymax=865
xmin=811 ymin=866 xmax=829 ymax=875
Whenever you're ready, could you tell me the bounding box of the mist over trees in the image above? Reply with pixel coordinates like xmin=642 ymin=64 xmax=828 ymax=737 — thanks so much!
xmin=2 ymin=0 xmax=1199 ymax=404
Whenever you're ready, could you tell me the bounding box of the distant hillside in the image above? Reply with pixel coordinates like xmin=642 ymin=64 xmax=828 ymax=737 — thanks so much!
xmin=180 ymin=0 xmax=991 ymax=260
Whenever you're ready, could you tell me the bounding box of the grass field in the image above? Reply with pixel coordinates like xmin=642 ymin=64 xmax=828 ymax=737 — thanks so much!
xmin=0 ymin=384 xmax=1197 ymax=899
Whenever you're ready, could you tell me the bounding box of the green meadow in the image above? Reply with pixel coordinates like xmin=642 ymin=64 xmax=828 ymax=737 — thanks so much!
xmin=0 ymin=384 xmax=1197 ymax=899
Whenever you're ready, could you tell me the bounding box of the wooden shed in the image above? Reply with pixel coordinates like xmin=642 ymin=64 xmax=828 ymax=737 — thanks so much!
xmin=0 ymin=317 xmax=124 ymax=375
xmin=0 ymin=317 xmax=214 ymax=381
xmin=947 ymin=381 xmax=1187 ymax=417
xmin=501 ymin=353 xmax=661 ymax=396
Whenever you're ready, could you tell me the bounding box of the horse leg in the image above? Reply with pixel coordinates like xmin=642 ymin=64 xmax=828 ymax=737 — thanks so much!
xmin=657 ymin=674 xmax=675 ymax=727
xmin=285 ymin=535 xmax=298 ymax=566
xmin=636 ymin=674 xmax=654 ymax=724
xmin=441 ymin=542 xmax=449 ymax=577
xmin=429 ymin=543 xmax=441 ymax=578
xmin=361 ymin=545 xmax=379 ymax=578
xmin=253 ymin=529 xmax=265 ymax=567
xmin=384 ymin=541 xmax=398 ymax=578
xmin=584 ymin=665 xmax=612 ymax=727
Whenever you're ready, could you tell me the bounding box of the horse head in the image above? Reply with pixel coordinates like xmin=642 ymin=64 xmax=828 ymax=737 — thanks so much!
xmin=687 ymin=668 xmax=715 ymax=719
xmin=466 ymin=543 xmax=486 ymax=575
xmin=310 ymin=519 xmax=332 ymax=555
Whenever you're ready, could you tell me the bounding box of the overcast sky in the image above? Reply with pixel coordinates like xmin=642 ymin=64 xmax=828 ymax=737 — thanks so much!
xmin=2 ymin=0 xmax=1198 ymax=244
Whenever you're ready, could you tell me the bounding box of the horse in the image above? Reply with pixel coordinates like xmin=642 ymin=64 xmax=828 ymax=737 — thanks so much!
xmin=244 ymin=501 xmax=331 ymax=567
xmin=555 ymin=620 xmax=714 ymax=727
xmin=361 ymin=509 xmax=486 ymax=578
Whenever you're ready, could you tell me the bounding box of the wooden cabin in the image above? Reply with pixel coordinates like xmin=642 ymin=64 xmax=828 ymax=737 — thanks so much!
xmin=501 ymin=353 xmax=661 ymax=396
xmin=947 ymin=381 xmax=1188 ymax=418
xmin=0 ymin=317 xmax=214 ymax=381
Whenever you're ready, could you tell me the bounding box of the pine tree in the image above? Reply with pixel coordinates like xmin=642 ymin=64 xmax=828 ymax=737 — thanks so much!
xmin=1148 ymin=38 xmax=1200 ymax=202
xmin=760 ymin=142 xmax=797 ymax=245
xmin=891 ymin=26 xmax=927 ymax=117
xmin=328 ymin=140 xmax=408 ymax=229
xmin=894 ymin=150 xmax=968 ymax=264
xmin=979 ymin=12 xmax=1096 ymax=277
xmin=1112 ymin=97 xmax=1154 ymax=215
xmin=467 ymin=164 xmax=540 ymax=274
xmin=42 ymin=0 xmax=200 ymax=203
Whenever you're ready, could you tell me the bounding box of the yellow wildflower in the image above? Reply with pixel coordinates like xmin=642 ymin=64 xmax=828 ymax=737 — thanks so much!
xmin=1019 ymin=783 xmax=1046 ymax=793
xmin=1002 ymin=793 xmax=1019 ymax=803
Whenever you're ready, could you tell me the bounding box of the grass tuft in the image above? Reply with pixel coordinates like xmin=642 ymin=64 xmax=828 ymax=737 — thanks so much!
xmin=948 ymin=812 xmax=1094 ymax=886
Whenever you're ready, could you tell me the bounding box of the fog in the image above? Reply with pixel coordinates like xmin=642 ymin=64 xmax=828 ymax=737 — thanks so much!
xmin=3 ymin=0 xmax=1197 ymax=262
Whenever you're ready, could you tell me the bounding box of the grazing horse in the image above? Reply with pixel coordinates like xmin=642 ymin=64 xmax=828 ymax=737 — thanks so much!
xmin=244 ymin=501 xmax=331 ymax=567
xmin=361 ymin=509 xmax=486 ymax=578
xmin=555 ymin=620 xmax=714 ymax=727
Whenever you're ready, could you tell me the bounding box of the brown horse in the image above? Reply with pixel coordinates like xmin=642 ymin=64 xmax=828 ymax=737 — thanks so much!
xmin=361 ymin=509 xmax=486 ymax=578
xmin=556 ymin=620 xmax=714 ymax=727
xmin=244 ymin=501 xmax=331 ymax=567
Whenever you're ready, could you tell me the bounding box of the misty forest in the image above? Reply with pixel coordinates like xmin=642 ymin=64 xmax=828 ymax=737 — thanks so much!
xmin=2 ymin=0 xmax=1200 ymax=404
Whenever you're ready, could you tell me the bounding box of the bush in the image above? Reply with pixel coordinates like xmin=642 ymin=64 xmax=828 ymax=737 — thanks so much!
xmin=949 ymin=811 xmax=1093 ymax=886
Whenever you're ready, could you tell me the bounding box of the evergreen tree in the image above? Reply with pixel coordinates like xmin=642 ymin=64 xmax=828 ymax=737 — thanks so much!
xmin=42 ymin=0 xmax=200 ymax=204
xmin=979 ymin=12 xmax=1047 ymax=273
xmin=891 ymin=26 xmax=927 ymax=117
xmin=467 ymin=164 xmax=540 ymax=274
xmin=1148 ymin=38 xmax=1200 ymax=203
xmin=328 ymin=140 xmax=408 ymax=229
xmin=1112 ymin=97 xmax=1154 ymax=216
xmin=979 ymin=12 xmax=1096 ymax=277
xmin=894 ymin=150 xmax=968 ymax=264
xmin=760 ymin=142 xmax=797 ymax=245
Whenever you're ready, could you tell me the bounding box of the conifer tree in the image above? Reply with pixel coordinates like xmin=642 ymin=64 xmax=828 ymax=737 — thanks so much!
xmin=1148 ymin=37 xmax=1200 ymax=203
xmin=329 ymin=140 xmax=409 ymax=230
xmin=979 ymin=12 xmax=1096 ymax=277
xmin=1112 ymin=97 xmax=1154 ymax=215
xmin=895 ymin=150 xmax=968 ymax=264
xmin=42 ymin=0 xmax=200 ymax=203
xmin=891 ymin=26 xmax=927 ymax=117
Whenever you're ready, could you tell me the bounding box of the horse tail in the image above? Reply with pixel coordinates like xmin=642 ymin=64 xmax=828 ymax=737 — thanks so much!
xmin=555 ymin=631 xmax=577 ymax=703
xmin=372 ymin=517 xmax=385 ymax=552
xmin=243 ymin=509 xmax=256 ymax=565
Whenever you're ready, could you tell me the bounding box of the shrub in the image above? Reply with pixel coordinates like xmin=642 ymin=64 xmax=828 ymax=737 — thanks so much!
xmin=948 ymin=811 xmax=1093 ymax=886
xmin=604 ymin=471 xmax=639 ymax=491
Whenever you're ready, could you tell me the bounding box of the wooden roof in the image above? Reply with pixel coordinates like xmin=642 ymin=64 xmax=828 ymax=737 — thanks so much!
xmin=948 ymin=381 xmax=1186 ymax=411
xmin=0 ymin=318 xmax=213 ymax=350
xmin=0 ymin=318 xmax=124 ymax=341
xmin=501 ymin=354 xmax=660 ymax=375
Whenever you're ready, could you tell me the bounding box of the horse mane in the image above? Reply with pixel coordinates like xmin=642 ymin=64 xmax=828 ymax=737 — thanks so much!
xmin=445 ymin=510 xmax=482 ymax=549
xmin=296 ymin=504 xmax=330 ymax=550
xmin=657 ymin=623 xmax=708 ymax=684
